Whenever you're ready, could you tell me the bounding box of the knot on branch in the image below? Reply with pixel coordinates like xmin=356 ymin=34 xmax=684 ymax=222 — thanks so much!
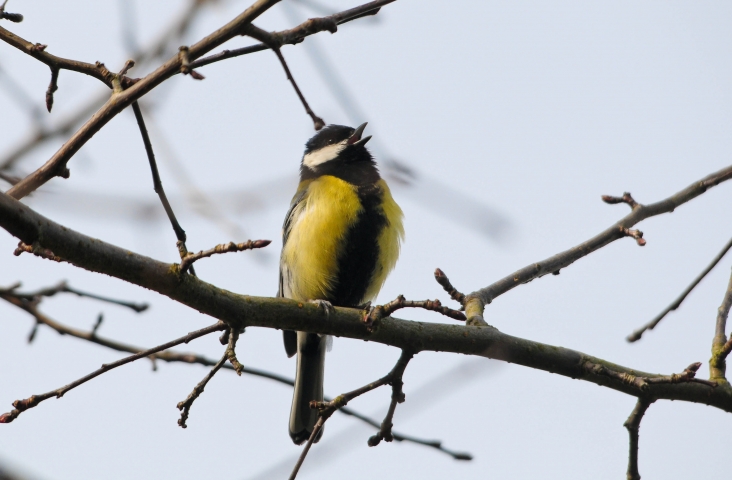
xmin=178 ymin=46 xmax=205 ymax=80
xmin=14 ymin=241 xmax=63 ymax=262
xmin=31 ymin=43 xmax=47 ymax=53
xmin=12 ymin=395 xmax=39 ymax=412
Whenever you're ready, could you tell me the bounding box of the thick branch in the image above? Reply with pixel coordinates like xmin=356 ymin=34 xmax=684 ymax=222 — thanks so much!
xmin=1 ymin=191 xmax=732 ymax=412
xmin=465 ymin=164 xmax=732 ymax=323
xmin=628 ymin=236 xmax=732 ymax=342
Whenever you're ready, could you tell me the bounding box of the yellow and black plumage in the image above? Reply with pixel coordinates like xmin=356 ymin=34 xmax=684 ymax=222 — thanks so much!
xmin=278 ymin=123 xmax=404 ymax=444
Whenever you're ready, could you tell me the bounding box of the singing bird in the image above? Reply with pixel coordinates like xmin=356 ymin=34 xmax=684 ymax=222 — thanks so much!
xmin=278 ymin=123 xmax=404 ymax=444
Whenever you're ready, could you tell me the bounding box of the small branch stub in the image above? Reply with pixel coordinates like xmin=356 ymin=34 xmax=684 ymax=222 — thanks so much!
xmin=178 ymin=46 xmax=205 ymax=80
xmin=434 ymin=268 xmax=466 ymax=306
xmin=602 ymin=192 xmax=639 ymax=209
xmin=621 ymin=227 xmax=646 ymax=246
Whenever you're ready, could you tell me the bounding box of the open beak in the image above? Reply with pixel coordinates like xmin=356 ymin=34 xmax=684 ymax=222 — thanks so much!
xmin=347 ymin=122 xmax=372 ymax=147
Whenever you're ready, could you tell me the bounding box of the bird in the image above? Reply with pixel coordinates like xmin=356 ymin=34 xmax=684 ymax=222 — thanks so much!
xmin=278 ymin=122 xmax=404 ymax=445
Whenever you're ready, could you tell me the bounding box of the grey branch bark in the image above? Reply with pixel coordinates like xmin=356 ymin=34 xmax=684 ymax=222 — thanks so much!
xmin=1 ymin=189 xmax=731 ymax=412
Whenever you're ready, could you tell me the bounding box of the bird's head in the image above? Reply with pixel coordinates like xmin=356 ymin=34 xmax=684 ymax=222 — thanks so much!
xmin=301 ymin=123 xmax=372 ymax=172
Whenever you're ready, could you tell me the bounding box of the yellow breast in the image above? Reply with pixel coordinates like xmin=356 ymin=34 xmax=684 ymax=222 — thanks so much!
xmin=280 ymin=176 xmax=404 ymax=304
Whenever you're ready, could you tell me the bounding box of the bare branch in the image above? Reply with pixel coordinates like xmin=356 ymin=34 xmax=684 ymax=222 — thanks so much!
xmin=291 ymin=350 xmax=414 ymax=478
xmin=4 ymin=0 xmax=282 ymax=200
xmin=710 ymin=267 xmax=732 ymax=379
xmin=623 ymin=398 xmax=654 ymax=480
xmin=244 ymin=24 xmax=325 ymax=129
xmin=3 ymin=183 xmax=732 ymax=412
xmin=130 ymin=100 xmax=194 ymax=270
xmin=584 ymin=361 xmax=717 ymax=390
xmin=434 ymin=268 xmax=466 ymax=306
xmin=628 ymin=236 xmax=732 ymax=342
xmin=464 ymin=164 xmax=732 ymax=324
xmin=0 ymin=1 xmax=23 ymax=23
xmin=179 ymin=240 xmax=272 ymax=274
xmin=601 ymin=191 xmax=639 ymax=209
xmin=0 ymin=322 xmax=225 ymax=423
xmin=1 ymin=292 xmax=463 ymax=456
xmin=5 ymin=280 xmax=148 ymax=312
xmin=225 ymin=328 xmax=244 ymax=375
xmin=177 ymin=351 xmax=228 ymax=428
xmin=366 ymin=294 xmax=466 ymax=329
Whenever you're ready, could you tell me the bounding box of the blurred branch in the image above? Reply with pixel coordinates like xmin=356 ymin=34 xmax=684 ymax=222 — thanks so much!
xmin=3 ymin=0 xmax=282 ymax=199
xmin=1 ymin=189 xmax=731 ymax=414
xmin=463 ymin=164 xmax=732 ymax=325
xmin=628 ymin=236 xmax=732 ymax=343
xmin=1 ymin=280 xmax=148 ymax=312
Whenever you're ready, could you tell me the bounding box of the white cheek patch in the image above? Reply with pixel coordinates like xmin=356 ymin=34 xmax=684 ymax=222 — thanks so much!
xmin=302 ymin=141 xmax=347 ymax=168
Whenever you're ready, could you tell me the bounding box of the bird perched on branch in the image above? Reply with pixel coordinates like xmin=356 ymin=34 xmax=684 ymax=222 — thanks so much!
xmin=279 ymin=123 xmax=404 ymax=444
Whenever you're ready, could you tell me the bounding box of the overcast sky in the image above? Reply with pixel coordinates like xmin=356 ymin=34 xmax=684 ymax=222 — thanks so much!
xmin=2 ymin=1 xmax=732 ymax=479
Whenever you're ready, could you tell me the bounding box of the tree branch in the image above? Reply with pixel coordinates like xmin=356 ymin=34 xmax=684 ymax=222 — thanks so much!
xmin=463 ymin=164 xmax=732 ymax=324
xmin=710 ymin=267 xmax=732 ymax=380
xmin=177 ymin=351 xmax=228 ymax=428
xmin=2 ymin=0 xmax=398 ymax=200
xmin=0 ymin=322 xmax=225 ymax=423
xmin=623 ymin=398 xmax=654 ymax=480
xmin=627 ymin=236 xmax=732 ymax=342
xmin=1 ymin=291 xmax=466 ymax=458
xmin=291 ymin=350 xmax=414 ymax=479
xmin=179 ymin=239 xmax=272 ymax=274
xmin=1 ymin=181 xmax=732 ymax=412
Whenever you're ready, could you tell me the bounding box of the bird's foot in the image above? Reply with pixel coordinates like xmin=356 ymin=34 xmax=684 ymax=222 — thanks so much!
xmin=308 ymin=299 xmax=334 ymax=317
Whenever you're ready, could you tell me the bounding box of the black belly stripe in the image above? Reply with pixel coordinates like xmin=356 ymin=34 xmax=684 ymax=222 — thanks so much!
xmin=328 ymin=184 xmax=386 ymax=307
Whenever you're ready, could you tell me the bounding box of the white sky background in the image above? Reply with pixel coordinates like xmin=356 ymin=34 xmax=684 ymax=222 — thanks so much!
xmin=1 ymin=1 xmax=732 ymax=479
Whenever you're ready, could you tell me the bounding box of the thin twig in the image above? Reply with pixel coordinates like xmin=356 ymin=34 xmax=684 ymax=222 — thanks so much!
xmin=710 ymin=267 xmax=732 ymax=379
xmin=366 ymin=295 xmax=466 ymax=329
xmin=434 ymin=268 xmax=466 ymax=306
xmin=291 ymin=350 xmax=415 ymax=477
xmin=225 ymin=328 xmax=244 ymax=375
xmin=289 ymin=416 xmax=326 ymax=480
xmin=465 ymin=165 xmax=732 ymax=324
xmin=177 ymin=351 xmax=228 ymax=428
xmin=628 ymin=237 xmax=732 ymax=342
xmin=243 ymin=24 xmax=325 ymax=130
xmin=179 ymin=240 xmax=271 ymax=274
xmin=623 ymin=398 xmax=654 ymax=480
xmin=0 ymin=322 xmax=225 ymax=423
xmin=584 ymin=361 xmax=717 ymax=390
xmin=0 ymin=293 xmax=464 ymax=457
xmin=130 ymin=100 xmax=195 ymax=273
xmin=6 ymin=280 xmax=148 ymax=312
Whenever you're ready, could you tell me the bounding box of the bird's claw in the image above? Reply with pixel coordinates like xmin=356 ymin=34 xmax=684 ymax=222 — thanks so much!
xmin=308 ymin=299 xmax=334 ymax=317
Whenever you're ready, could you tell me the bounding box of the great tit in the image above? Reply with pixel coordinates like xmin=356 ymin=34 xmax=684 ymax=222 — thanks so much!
xmin=278 ymin=123 xmax=404 ymax=445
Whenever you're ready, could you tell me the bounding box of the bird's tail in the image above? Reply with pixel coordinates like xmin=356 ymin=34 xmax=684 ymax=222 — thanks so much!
xmin=289 ymin=331 xmax=326 ymax=445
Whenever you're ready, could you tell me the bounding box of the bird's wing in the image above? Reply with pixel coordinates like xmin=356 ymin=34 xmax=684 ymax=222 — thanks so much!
xmin=280 ymin=186 xmax=310 ymax=358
